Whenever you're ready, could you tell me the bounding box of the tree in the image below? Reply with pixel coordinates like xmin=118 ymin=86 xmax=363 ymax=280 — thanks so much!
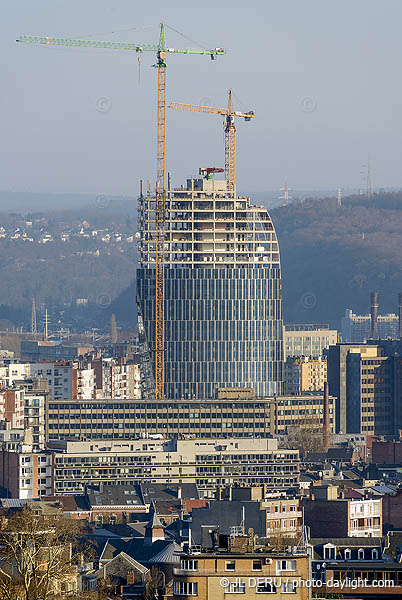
xmin=145 ymin=567 xmax=165 ymax=600
xmin=0 ymin=507 xmax=90 ymax=600
xmin=284 ymin=419 xmax=326 ymax=456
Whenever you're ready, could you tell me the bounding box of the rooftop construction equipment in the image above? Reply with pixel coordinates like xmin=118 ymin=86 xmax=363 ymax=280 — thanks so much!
xmin=169 ymin=89 xmax=254 ymax=190
xmin=17 ymin=24 xmax=224 ymax=399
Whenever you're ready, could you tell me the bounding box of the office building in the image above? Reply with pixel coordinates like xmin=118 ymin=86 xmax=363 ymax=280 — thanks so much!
xmin=328 ymin=343 xmax=399 ymax=435
xmin=137 ymin=176 xmax=283 ymax=399
xmin=21 ymin=340 xmax=93 ymax=362
xmin=284 ymin=324 xmax=338 ymax=359
xmin=50 ymin=437 xmax=299 ymax=495
xmin=45 ymin=395 xmax=333 ymax=441
xmin=341 ymin=308 xmax=399 ymax=342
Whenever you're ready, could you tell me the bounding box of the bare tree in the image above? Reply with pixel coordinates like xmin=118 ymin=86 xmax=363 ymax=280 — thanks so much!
xmin=145 ymin=567 xmax=164 ymax=600
xmin=284 ymin=419 xmax=326 ymax=455
xmin=0 ymin=507 xmax=89 ymax=600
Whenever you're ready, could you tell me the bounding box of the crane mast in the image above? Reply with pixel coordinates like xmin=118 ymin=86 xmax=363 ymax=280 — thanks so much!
xmin=155 ymin=27 xmax=167 ymax=400
xmin=169 ymin=89 xmax=254 ymax=190
xmin=17 ymin=24 xmax=224 ymax=400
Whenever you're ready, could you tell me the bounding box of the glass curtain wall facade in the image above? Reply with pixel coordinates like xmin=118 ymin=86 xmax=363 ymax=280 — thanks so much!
xmin=137 ymin=177 xmax=283 ymax=399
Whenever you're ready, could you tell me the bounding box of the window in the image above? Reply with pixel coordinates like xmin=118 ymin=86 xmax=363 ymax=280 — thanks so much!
xmin=252 ymin=560 xmax=262 ymax=571
xmin=372 ymin=549 xmax=379 ymax=560
xmin=180 ymin=559 xmax=198 ymax=571
xmin=174 ymin=582 xmax=198 ymax=596
xmin=358 ymin=549 xmax=365 ymax=560
xmin=225 ymin=560 xmax=236 ymax=571
xmin=276 ymin=560 xmax=296 ymax=573
xmin=282 ymin=581 xmax=297 ymax=593
xmin=323 ymin=546 xmax=336 ymax=560
xmin=344 ymin=549 xmax=351 ymax=560
xmin=109 ymin=514 xmax=117 ymax=525
xmin=256 ymin=582 xmax=276 ymax=594
xmin=95 ymin=515 xmax=103 ymax=528
xmin=227 ymin=582 xmax=245 ymax=594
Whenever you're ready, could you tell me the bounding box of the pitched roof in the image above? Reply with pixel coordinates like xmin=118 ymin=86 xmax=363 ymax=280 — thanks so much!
xmin=94 ymin=551 xmax=149 ymax=579
xmin=146 ymin=510 xmax=164 ymax=530
xmin=310 ymin=537 xmax=382 ymax=547
xmin=182 ymin=499 xmax=209 ymax=514
xmin=86 ymin=484 xmax=144 ymax=508
xmin=99 ymin=538 xmax=176 ymax=564
xmin=140 ymin=483 xmax=199 ymax=503
xmin=148 ymin=542 xmax=182 ymax=564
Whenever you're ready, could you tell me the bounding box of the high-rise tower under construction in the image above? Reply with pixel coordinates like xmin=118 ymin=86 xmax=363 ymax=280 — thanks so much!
xmin=137 ymin=175 xmax=283 ymax=399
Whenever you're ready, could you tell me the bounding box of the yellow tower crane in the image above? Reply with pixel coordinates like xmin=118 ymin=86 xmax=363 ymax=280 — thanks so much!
xmin=169 ymin=89 xmax=255 ymax=190
xmin=17 ymin=24 xmax=224 ymax=400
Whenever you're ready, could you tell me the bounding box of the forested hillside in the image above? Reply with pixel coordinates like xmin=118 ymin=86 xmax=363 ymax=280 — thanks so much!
xmin=271 ymin=192 xmax=402 ymax=327
xmin=0 ymin=191 xmax=401 ymax=331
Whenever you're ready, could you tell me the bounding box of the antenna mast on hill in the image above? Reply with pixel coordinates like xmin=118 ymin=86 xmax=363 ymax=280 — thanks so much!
xmin=280 ymin=183 xmax=292 ymax=206
xmin=366 ymin=157 xmax=373 ymax=200
xmin=337 ymin=187 xmax=342 ymax=207
xmin=44 ymin=308 xmax=49 ymax=341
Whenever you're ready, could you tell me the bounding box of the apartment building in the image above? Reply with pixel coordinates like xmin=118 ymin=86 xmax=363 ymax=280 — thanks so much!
xmin=0 ymin=439 xmax=53 ymax=499
xmin=303 ymin=487 xmax=382 ymax=538
xmin=100 ymin=358 xmax=141 ymax=399
xmin=218 ymin=487 xmax=303 ymax=539
xmin=173 ymin=537 xmax=310 ymax=600
xmin=0 ymin=388 xmax=24 ymax=428
xmin=23 ymin=389 xmax=47 ymax=450
xmin=262 ymin=497 xmax=303 ymax=538
xmin=50 ymin=437 xmax=300 ymax=495
xmin=284 ymin=356 xmax=327 ymax=394
xmin=30 ymin=362 xmax=95 ymax=401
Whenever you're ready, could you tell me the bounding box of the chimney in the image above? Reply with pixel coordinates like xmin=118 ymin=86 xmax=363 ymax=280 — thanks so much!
xmin=323 ymin=381 xmax=330 ymax=452
xmin=399 ymin=293 xmax=402 ymax=339
xmin=370 ymin=292 xmax=379 ymax=339
xmin=177 ymin=485 xmax=182 ymax=500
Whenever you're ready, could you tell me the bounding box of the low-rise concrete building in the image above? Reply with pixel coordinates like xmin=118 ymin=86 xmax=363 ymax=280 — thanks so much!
xmin=50 ymin=437 xmax=300 ymax=496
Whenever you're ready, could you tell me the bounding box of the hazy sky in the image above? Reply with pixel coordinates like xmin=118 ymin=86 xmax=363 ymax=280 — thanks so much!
xmin=2 ymin=0 xmax=402 ymax=196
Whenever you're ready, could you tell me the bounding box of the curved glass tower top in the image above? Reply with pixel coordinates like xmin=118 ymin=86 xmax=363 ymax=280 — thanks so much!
xmin=137 ymin=176 xmax=283 ymax=399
